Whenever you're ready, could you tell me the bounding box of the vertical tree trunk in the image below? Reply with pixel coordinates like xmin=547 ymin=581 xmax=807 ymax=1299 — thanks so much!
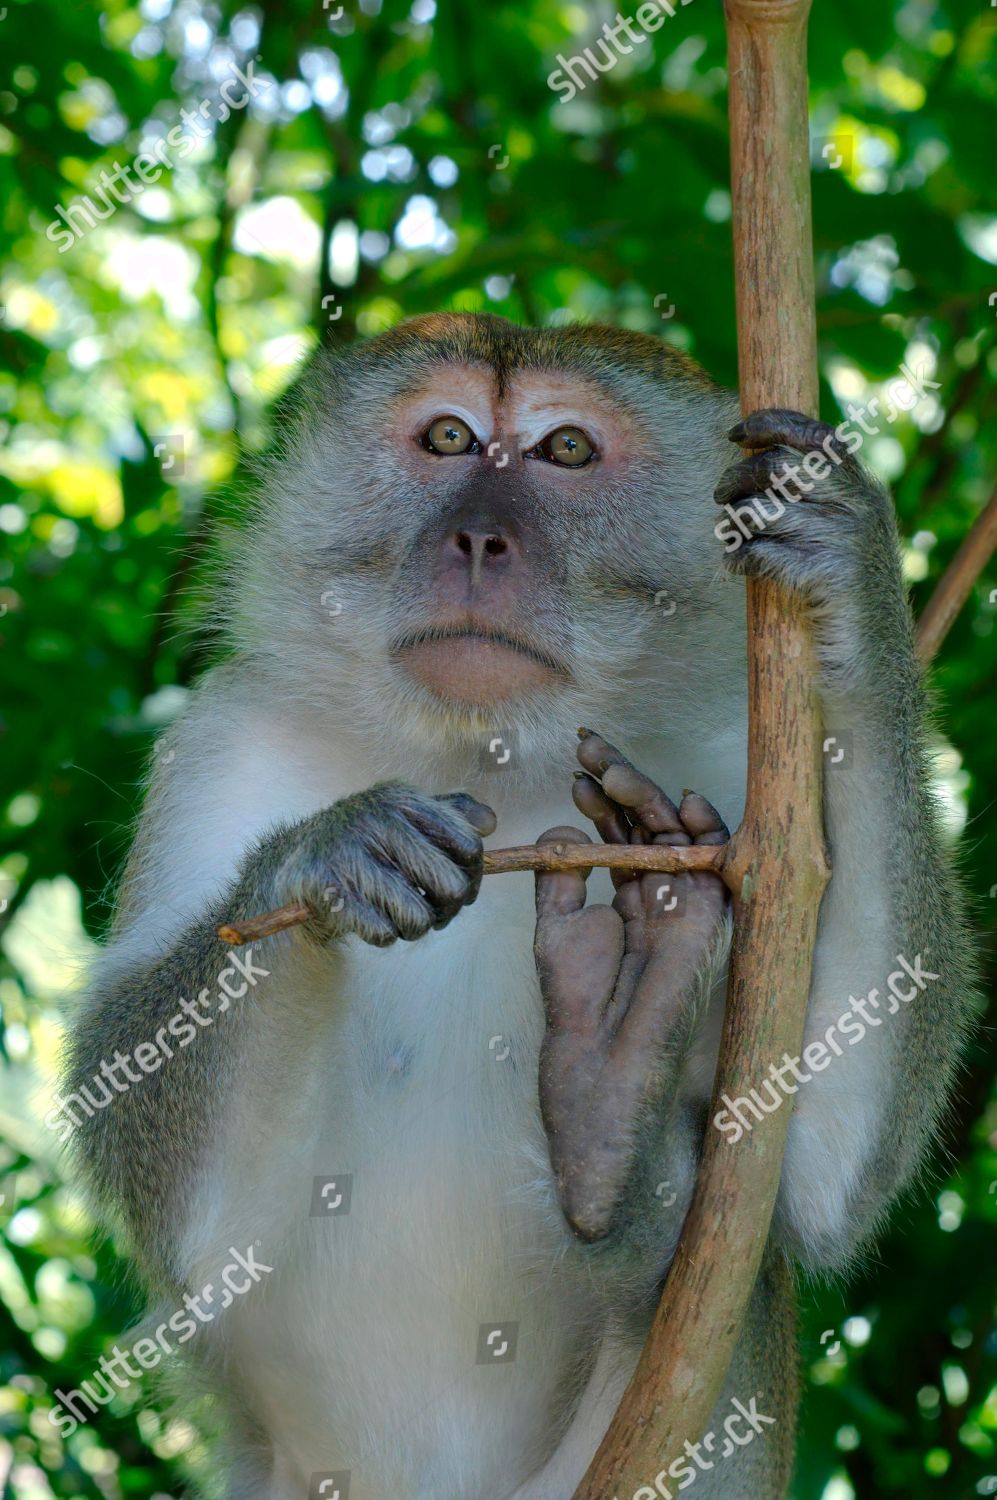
xmin=572 ymin=3 xmax=828 ymax=1495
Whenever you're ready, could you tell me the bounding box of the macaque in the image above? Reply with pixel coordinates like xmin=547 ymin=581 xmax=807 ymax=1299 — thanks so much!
xmin=62 ymin=315 xmax=975 ymax=1498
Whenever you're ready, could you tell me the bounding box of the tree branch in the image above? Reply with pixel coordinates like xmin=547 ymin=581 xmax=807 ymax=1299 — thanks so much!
xmin=916 ymin=486 xmax=997 ymax=664
xmin=571 ymin=3 xmax=828 ymax=1494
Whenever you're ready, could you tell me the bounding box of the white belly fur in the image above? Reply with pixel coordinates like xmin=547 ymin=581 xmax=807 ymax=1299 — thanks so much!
xmin=195 ymin=883 xmax=609 ymax=1498
xmin=119 ymin=687 xmax=748 ymax=1498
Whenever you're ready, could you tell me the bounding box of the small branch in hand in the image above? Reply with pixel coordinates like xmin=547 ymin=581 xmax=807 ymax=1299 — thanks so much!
xmin=216 ymin=841 xmax=727 ymax=946
xmin=216 ymin=904 xmax=313 ymax=946
xmin=482 ymin=842 xmax=724 ymax=876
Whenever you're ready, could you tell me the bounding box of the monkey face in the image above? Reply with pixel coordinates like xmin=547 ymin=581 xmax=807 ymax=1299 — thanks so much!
xmin=231 ymin=314 xmax=741 ymax=770
xmin=386 ymin=364 xmax=638 ymax=705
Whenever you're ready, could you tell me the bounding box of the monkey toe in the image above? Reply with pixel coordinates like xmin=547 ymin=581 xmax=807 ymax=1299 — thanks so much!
xmin=576 ymin=732 xmax=684 ymax=838
xmin=572 ymin=772 xmax=631 ymax=847
xmin=576 ymin=727 xmax=627 ymax=778
xmin=557 ymin=1165 xmax=621 ymax=1244
xmin=632 ymin=796 xmax=729 ymax=928
xmin=535 ymin=825 xmax=595 ymax=919
xmin=540 ymin=1037 xmax=641 ymax=1243
xmin=538 ymin=823 xmax=592 ymax=848
xmin=572 ymin=774 xmax=645 ymax=888
xmin=678 ymin=791 xmax=729 ymax=844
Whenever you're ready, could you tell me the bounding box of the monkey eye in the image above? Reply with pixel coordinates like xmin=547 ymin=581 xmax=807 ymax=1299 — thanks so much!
xmin=532 ymin=426 xmax=595 ymax=467
xmin=423 ymin=415 xmax=479 ymax=455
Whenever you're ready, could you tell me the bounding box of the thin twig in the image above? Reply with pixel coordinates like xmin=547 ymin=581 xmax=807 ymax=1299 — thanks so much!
xmin=216 ymin=843 xmax=727 ymax=946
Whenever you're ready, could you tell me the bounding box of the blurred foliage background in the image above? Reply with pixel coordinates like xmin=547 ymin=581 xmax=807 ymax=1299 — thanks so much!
xmin=0 ymin=0 xmax=994 ymax=1494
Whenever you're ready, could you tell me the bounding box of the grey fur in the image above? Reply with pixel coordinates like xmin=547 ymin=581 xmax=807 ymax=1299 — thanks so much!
xmin=62 ymin=319 xmax=979 ymax=1499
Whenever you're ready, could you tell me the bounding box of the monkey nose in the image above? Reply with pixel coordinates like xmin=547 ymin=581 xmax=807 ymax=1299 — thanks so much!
xmin=452 ymin=528 xmax=510 ymax=569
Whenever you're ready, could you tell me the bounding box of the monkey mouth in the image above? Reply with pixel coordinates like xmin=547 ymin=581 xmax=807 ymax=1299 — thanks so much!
xmin=394 ymin=626 xmax=569 ymax=675
xmin=392 ymin=626 xmax=572 ymax=702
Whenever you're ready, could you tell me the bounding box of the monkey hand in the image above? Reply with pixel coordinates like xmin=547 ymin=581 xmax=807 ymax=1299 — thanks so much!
xmin=259 ymin=783 xmax=496 ymax=947
xmin=533 ymin=732 xmax=728 ymax=1242
xmin=714 ymin=408 xmax=906 ymax=685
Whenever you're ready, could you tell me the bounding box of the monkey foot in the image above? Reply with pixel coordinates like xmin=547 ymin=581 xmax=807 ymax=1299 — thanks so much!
xmin=534 ymin=733 xmax=729 ymax=1241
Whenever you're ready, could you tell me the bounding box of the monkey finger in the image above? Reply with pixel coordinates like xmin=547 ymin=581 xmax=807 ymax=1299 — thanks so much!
xmin=713 ymin=446 xmax=803 ymax=508
xmin=428 ymin=794 xmax=495 ymax=902
xmin=384 ymin=838 xmax=476 ymax=928
xmin=374 ymin=870 xmax=437 ymax=936
xmin=364 ymin=864 xmax=438 ymax=942
xmin=728 ymin=408 xmax=839 ymax=458
xmin=345 ymin=896 xmax=399 ymax=949
xmin=535 ymin=826 xmax=593 ymax=918
xmin=439 ymin=792 xmax=497 ymax=837
xmin=402 ymin=795 xmax=491 ymax=872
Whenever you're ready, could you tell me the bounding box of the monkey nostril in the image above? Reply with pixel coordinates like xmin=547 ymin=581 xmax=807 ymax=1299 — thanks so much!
xmin=453 ymin=530 xmax=508 ymax=561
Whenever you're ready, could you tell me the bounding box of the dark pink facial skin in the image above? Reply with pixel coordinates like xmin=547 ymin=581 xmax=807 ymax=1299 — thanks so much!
xmin=386 ymin=366 xmax=642 ymax=706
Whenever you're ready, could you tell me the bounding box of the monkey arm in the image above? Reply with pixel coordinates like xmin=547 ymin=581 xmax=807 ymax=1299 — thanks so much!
xmin=771 ymin=591 xmax=979 ymax=1272
xmin=62 ymin=831 xmax=338 ymax=1286
xmin=63 ymin=769 xmax=493 ymax=1287
xmin=715 ymin=409 xmax=981 ymax=1274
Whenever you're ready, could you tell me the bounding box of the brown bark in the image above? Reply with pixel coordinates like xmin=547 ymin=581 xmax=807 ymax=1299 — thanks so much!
xmin=570 ymin=3 xmax=828 ymax=1496
xmin=484 ymin=844 xmax=723 ymax=877
xmin=916 ymin=486 xmax=997 ymax=664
